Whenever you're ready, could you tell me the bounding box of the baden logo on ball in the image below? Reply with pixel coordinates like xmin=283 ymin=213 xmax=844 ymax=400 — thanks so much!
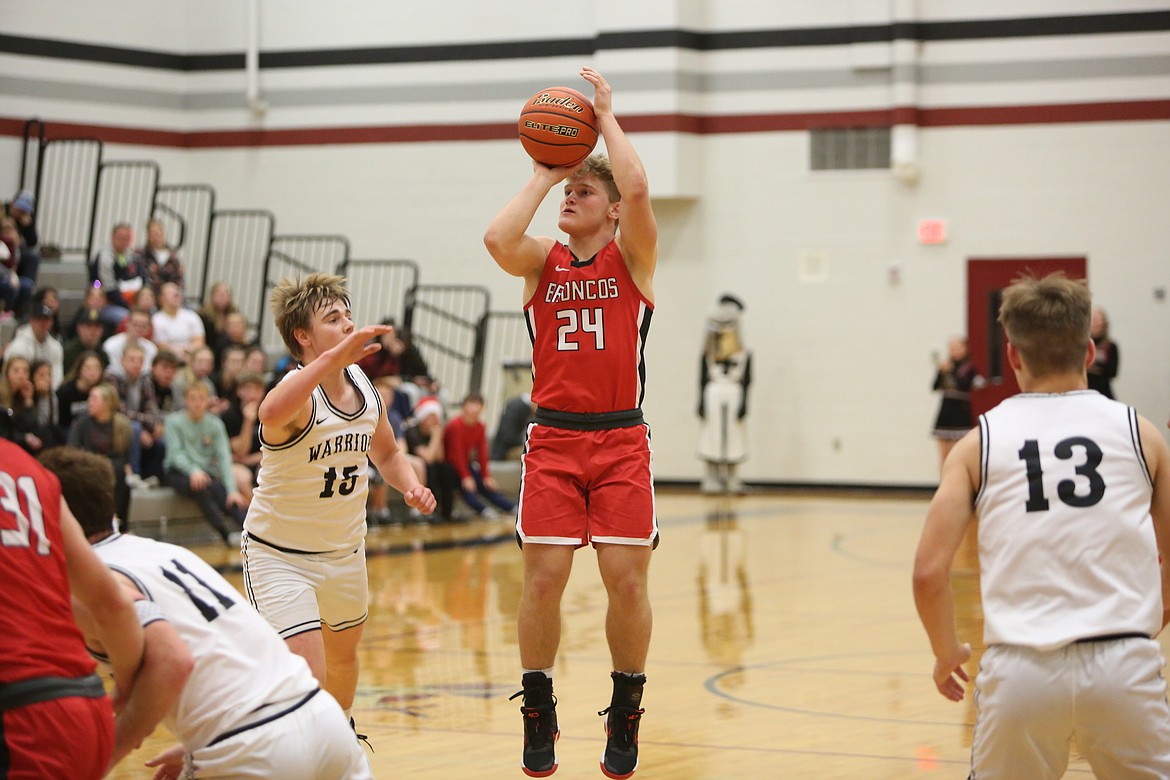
xmin=517 ymin=86 xmax=599 ymax=168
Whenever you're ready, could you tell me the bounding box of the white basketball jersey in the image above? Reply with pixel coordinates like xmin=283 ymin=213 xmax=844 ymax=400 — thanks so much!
xmin=93 ymin=533 xmax=317 ymax=750
xmin=245 ymin=364 xmax=382 ymax=553
xmin=974 ymin=391 xmax=1160 ymax=650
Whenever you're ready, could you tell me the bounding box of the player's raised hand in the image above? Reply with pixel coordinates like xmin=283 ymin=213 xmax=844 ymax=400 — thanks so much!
xmin=403 ymin=484 xmax=437 ymax=515
xmin=580 ymin=67 xmax=612 ymax=115
xmin=332 ymin=324 xmax=393 ymax=365
xmin=932 ymin=642 xmax=971 ymax=701
xmin=531 ymin=157 xmax=583 ymax=183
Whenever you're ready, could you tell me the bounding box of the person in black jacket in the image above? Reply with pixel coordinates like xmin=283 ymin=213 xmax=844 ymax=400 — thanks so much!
xmin=1087 ymin=307 xmax=1119 ymax=399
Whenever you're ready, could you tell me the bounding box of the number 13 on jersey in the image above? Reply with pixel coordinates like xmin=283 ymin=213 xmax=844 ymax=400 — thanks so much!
xmin=1018 ymin=436 xmax=1106 ymax=512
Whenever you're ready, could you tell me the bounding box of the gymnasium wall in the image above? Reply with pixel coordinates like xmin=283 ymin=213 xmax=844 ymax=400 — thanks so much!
xmin=2 ymin=0 xmax=1168 ymax=486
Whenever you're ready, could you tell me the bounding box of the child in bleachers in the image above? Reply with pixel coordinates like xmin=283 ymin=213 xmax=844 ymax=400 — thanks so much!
xmin=173 ymin=345 xmax=221 ymax=413
xmin=56 ymin=350 xmax=105 ymax=432
xmin=163 ymin=381 xmax=246 ymax=546
xmin=220 ymin=371 xmax=265 ymax=504
xmin=140 ymin=218 xmax=184 ymax=296
xmin=197 ymin=281 xmax=238 ymax=348
xmin=443 ymin=392 xmax=514 ymax=520
xmin=68 ymin=381 xmax=134 ymax=520
xmin=108 ymin=342 xmax=164 ymax=483
xmin=0 ymin=355 xmax=56 ymax=453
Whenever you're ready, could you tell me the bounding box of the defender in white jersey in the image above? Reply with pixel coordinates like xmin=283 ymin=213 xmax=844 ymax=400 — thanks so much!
xmin=242 ymin=273 xmax=435 ymax=735
xmin=914 ymin=273 xmax=1170 ymax=779
xmin=40 ymin=446 xmax=372 ymax=779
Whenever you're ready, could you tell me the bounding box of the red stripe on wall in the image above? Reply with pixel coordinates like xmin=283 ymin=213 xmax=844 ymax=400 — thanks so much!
xmin=918 ymin=100 xmax=1170 ymax=126
xmin=3 ymin=100 xmax=1167 ymax=148
xmin=0 ymin=117 xmax=517 ymax=148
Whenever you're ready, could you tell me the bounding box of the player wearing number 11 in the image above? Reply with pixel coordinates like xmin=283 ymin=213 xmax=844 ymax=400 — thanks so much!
xmin=913 ymin=273 xmax=1170 ymax=778
xmin=242 ymin=273 xmax=435 ymax=741
xmin=485 ymin=68 xmax=658 ymax=778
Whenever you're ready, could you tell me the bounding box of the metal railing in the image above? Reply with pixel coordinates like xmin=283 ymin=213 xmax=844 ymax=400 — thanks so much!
xmin=256 ymin=234 xmax=351 ymax=351
xmin=17 ymin=119 xmax=45 ymax=197
xmin=35 ymin=138 xmax=103 ymax=262
xmin=204 ymin=209 xmax=275 ymax=346
xmin=345 ymin=258 xmax=420 ymax=332
xmin=154 ymin=183 xmax=216 ymax=305
xmin=480 ymin=310 xmax=533 ymax=431
xmin=404 ymin=284 xmax=490 ymax=403
xmin=90 ymin=160 xmax=160 ymax=265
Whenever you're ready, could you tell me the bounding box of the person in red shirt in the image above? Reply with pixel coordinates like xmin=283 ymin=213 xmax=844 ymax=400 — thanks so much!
xmin=442 ymin=392 xmax=515 ymax=518
xmin=0 ymin=435 xmax=146 ymax=778
xmin=484 ymin=67 xmax=658 ymax=779
xmin=356 ymin=319 xmax=430 ymax=383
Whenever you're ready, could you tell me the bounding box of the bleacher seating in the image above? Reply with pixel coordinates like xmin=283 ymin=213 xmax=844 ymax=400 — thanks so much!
xmin=125 ymin=486 xmax=215 ymax=544
xmin=36 ymin=257 xmax=87 ymax=325
xmin=8 ymin=117 xmax=534 ymax=538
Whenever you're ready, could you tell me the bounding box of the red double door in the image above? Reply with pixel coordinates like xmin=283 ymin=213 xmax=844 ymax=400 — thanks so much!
xmin=966 ymin=257 xmax=1087 ymax=417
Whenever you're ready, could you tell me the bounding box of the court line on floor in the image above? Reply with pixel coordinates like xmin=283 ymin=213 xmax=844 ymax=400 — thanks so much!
xmin=703 ymin=652 xmax=973 ymax=728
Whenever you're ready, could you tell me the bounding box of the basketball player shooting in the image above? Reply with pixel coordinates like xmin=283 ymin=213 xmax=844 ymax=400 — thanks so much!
xmin=484 ymin=67 xmax=659 ymax=779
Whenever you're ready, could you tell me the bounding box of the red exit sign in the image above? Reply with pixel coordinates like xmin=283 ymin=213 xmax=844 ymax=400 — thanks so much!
xmin=917 ymin=219 xmax=947 ymax=245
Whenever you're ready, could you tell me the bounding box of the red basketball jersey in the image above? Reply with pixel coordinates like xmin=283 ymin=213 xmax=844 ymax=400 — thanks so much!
xmin=0 ymin=440 xmax=97 ymax=684
xmin=525 ymin=240 xmax=653 ymax=414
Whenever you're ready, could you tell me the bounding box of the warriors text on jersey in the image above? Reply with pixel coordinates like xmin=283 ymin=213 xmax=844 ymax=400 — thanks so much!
xmin=974 ymin=391 xmax=1160 ymax=650
xmin=94 ymin=532 xmax=318 ymax=750
xmin=0 ymin=441 xmax=97 ymax=684
xmin=245 ymin=364 xmax=382 ymax=553
xmin=526 ymin=240 xmax=652 ymax=414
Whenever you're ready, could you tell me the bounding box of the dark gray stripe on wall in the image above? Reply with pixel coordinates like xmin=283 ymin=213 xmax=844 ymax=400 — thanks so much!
xmin=0 ymin=33 xmax=237 ymax=70
xmin=262 ymin=38 xmax=594 ymax=68
xmin=5 ymin=55 xmax=1166 ymax=113
xmin=900 ymin=10 xmax=1170 ymax=41
xmin=2 ymin=11 xmax=1168 ymax=71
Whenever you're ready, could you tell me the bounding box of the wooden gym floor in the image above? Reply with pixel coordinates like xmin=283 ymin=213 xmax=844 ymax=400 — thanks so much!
xmin=107 ymin=489 xmax=1166 ymax=778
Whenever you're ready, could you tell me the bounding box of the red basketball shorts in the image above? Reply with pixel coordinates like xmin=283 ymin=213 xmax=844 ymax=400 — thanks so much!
xmin=1 ymin=695 xmax=114 ymax=779
xmin=517 ymin=423 xmax=657 ymax=547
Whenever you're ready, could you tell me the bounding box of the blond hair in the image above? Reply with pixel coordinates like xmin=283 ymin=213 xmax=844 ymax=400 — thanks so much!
xmin=569 ymin=154 xmax=620 ymax=203
xmin=998 ymin=272 xmax=1092 ymax=377
xmin=270 ymin=273 xmax=349 ymax=361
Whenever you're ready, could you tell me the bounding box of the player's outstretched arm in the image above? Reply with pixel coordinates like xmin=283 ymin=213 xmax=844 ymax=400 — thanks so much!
xmin=1138 ymin=415 xmax=1170 ymax=632
xmin=580 ymin=67 xmax=657 ymax=291
xmin=259 ymin=324 xmax=392 ymax=434
xmin=912 ymin=430 xmax=979 ymax=700
xmin=61 ymin=500 xmax=144 ymax=701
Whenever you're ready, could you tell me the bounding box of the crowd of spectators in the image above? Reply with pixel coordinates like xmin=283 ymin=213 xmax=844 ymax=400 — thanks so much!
xmin=0 ymin=208 xmax=272 ymax=544
xmin=1 ymin=201 xmax=525 ymax=540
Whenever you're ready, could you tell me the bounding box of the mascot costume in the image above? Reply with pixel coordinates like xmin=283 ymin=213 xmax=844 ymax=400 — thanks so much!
xmin=697 ymin=294 xmax=752 ymax=493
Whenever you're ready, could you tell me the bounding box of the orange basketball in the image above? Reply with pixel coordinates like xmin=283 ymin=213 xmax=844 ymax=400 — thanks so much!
xmin=517 ymin=86 xmax=598 ymax=168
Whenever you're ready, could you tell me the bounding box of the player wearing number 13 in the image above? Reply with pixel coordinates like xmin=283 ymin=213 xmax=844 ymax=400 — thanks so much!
xmin=485 ymin=68 xmax=657 ymax=778
xmin=913 ymin=273 xmax=1170 ymax=779
xmin=242 ymin=273 xmax=435 ymax=739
